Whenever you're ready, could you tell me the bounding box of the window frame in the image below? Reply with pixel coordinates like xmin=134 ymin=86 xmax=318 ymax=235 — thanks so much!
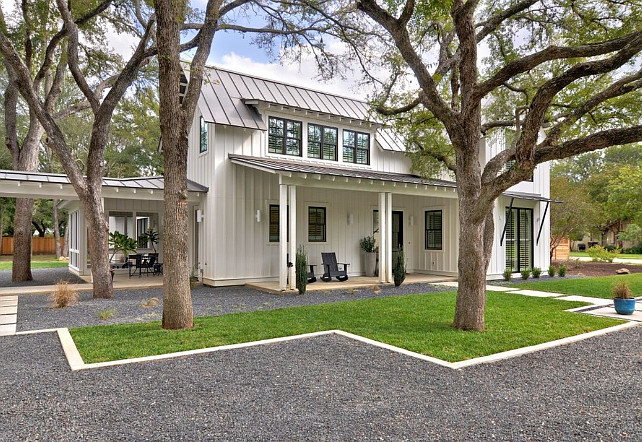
xmin=199 ymin=116 xmax=208 ymax=153
xmin=424 ymin=210 xmax=443 ymax=250
xmin=342 ymin=129 xmax=370 ymax=165
xmin=268 ymin=116 xmax=302 ymax=157
xmin=308 ymin=206 xmax=327 ymax=243
xmin=308 ymin=123 xmax=338 ymax=161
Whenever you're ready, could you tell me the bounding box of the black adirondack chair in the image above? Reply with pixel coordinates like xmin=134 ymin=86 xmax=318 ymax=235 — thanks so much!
xmin=321 ymin=252 xmax=349 ymax=282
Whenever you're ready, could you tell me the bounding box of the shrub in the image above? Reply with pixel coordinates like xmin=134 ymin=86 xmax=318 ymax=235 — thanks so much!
xmin=548 ymin=265 xmax=556 ymax=277
xmin=532 ymin=267 xmax=541 ymax=278
xmin=393 ymin=250 xmax=406 ymax=287
xmin=503 ymin=268 xmax=512 ymax=281
xmin=359 ymin=236 xmax=376 ymax=253
xmin=587 ymin=245 xmax=621 ymax=263
xmin=612 ymin=282 xmax=631 ymax=299
xmin=295 ymin=245 xmax=308 ymax=295
xmin=50 ymin=281 xmax=79 ymax=308
xmin=520 ymin=269 xmax=530 ymax=280
xmin=98 ymin=308 xmax=115 ymax=321
xmin=558 ymin=265 xmax=567 ymax=277
xmin=604 ymin=244 xmax=617 ymax=252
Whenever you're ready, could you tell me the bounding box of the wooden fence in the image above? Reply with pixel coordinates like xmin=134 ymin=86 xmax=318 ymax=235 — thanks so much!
xmin=1 ymin=237 xmax=65 ymax=255
xmin=551 ymin=237 xmax=570 ymax=261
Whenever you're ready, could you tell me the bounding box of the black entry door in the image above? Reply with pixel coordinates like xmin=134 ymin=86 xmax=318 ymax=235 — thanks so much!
xmin=392 ymin=211 xmax=403 ymax=262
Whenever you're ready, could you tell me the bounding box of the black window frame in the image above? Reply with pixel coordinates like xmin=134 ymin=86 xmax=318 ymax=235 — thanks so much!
xmin=268 ymin=204 xmax=289 ymax=243
xmin=268 ymin=116 xmax=302 ymax=157
xmin=424 ymin=210 xmax=443 ymax=250
xmin=308 ymin=123 xmax=338 ymax=161
xmin=342 ymin=130 xmax=370 ymax=165
xmin=199 ymin=116 xmax=208 ymax=153
xmin=308 ymin=206 xmax=326 ymax=242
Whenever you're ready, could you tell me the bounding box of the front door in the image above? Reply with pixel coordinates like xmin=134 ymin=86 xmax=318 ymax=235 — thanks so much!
xmin=392 ymin=211 xmax=403 ymax=263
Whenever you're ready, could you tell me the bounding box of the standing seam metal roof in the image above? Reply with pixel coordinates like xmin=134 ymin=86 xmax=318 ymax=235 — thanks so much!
xmin=190 ymin=64 xmax=406 ymax=152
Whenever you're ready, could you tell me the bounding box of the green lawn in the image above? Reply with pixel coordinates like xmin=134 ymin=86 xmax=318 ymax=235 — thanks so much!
xmin=570 ymin=251 xmax=642 ymax=260
xmin=0 ymin=257 xmax=68 ymax=271
xmin=71 ymin=291 xmax=621 ymax=364
xmin=517 ymin=273 xmax=642 ymax=298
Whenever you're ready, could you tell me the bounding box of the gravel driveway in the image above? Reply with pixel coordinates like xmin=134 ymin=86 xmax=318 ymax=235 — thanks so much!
xmin=0 ymin=324 xmax=640 ymax=440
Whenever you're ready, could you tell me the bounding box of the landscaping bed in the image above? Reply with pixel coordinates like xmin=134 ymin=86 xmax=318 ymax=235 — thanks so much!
xmin=553 ymin=260 xmax=642 ymax=277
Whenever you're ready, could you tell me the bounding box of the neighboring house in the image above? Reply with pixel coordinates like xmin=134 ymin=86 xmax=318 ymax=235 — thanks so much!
xmin=185 ymin=65 xmax=552 ymax=290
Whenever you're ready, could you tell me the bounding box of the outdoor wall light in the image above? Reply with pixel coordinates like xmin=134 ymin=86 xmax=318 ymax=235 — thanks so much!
xmin=256 ymin=209 xmax=261 ymax=223
xmin=409 ymin=215 xmax=414 ymax=226
xmin=347 ymin=213 xmax=354 ymax=225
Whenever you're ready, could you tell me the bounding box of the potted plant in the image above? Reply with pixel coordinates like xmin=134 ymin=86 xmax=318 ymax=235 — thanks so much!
xmin=139 ymin=228 xmax=159 ymax=253
xmin=360 ymin=235 xmax=377 ymax=277
xmin=108 ymin=231 xmax=138 ymax=264
xmin=613 ymin=282 xmax=636 ymax=315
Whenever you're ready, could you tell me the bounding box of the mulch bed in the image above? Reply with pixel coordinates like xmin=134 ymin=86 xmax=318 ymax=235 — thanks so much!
xmin=552 ymin=260 xmax=642 ymax=277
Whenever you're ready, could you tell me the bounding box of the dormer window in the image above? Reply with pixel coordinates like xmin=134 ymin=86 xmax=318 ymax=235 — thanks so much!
xmin=200 ymin=116 xmax=208 ymax=153
xmin=308 ymin=124 xmax=338 ymax=161
xmin=343 ymin=130 xmax=370 ymax=165
xmin=268 ymin=117 xmax=302 ymax=156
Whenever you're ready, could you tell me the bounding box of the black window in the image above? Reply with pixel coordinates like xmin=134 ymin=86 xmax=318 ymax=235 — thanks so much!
xmin=425 ymin=210 xmax=442 ymax=250
xmin=505 ymin=207 xmax=533 ymax=271
xmin=200 ymin=116 xmax=208 ymax=153
xmin=268 ymin=117 xmax=302 ymax=156
xmin=343 ymin=130 xmax=370 ymax=164
xmin=308 ymin=207 xmax=326 ymax=242
xmin=269 ymin=205 xmax=289 ymax=242
xmin=308 ymin=124 xmax=338 ymax=161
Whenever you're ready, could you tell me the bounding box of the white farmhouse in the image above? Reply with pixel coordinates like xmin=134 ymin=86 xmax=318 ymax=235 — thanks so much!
xmin=186 ymin=65 xmax=551 ymax=290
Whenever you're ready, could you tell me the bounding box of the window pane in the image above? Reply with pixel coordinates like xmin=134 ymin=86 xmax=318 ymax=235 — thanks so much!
xmin=286 ymin=138 xmax=300 ymax=156
xmin=343 ymin=146 xmax=354 ymax=163
xmin=356 ymin=149 xmax=369 ymax=164
xmin=308 ymin=142 xmax=321 ymax=159
xmin=324 ymin=127 xmax=337 ymax=144
xmin=308 ymin=207 xmax=326 ymax=242
xmin=343 ymin=130 xmax=355 ymax=147
xmin=269 ymin=118 xmax=284 ymax=136
xmin=356 ymin=133 xmax=369 ymax=149
xmin=425 ymin=210 xmax=442 ymax=250
xmin=269 ymin=205 xmax=279 ymax=242
xmin=200 ymin=117 xmax=208 ymax=153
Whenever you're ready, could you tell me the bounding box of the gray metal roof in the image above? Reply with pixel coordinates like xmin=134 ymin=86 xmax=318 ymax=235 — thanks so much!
xmin=228 ymin=154 xmax=457 ymax=188
xmin=185 ymin=64 xmax=405 ymax=152
xmin=0 ymin=170 xmax=209 ymax=193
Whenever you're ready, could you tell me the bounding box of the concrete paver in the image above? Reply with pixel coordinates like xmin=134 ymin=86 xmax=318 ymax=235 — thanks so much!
xmin=0 ymin=314 xmax=17 ymax=325
xmin=557 ymin=295 xmax=613 ymax=306
xmin=0 ymin=324 xmax=16 ymax=336
xmin=432 ymin=281 xmax=518 ymax=292
xmin=509 ymin=289 xmax=561 ymax=297
xmin=0 ymin=305 xmax=17 ymax=314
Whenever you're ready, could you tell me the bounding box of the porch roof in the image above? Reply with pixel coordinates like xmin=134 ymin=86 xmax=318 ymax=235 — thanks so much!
xmin=229 ymin=155 xmax=558 ymax=203
xmin=229 ymin=154 xmax=457 ymax=188
xmin=0 ymin=169 xmax=208 ymax=200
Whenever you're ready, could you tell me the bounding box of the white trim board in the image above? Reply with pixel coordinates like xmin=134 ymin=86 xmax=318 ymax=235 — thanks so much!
xmin=53 ymin=322 xmax=640 ymax=372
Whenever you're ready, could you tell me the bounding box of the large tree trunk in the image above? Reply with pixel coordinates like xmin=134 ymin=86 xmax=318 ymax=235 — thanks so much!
xmin=161 ymin=135 xmax=193 ymax=329
xmin=12 ymin=198 xmax=34 ymax=281
xmin=11 ymin=113 xmax=44 ymax=282
xmin=156 ymin=0 xmax=193 ymax=329
xmin=453 ymin=193 xmax=488 ymax=330
xmin=52 ymin=199 xmax=62 ymax=259
xmin=82 ymin=188 xmax=113 ymax=299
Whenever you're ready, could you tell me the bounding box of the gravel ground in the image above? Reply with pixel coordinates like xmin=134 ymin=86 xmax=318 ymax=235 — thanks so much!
xmin=0 ymin=267 xmax=85 ymax=287
xmin=0 ymin=324 xmax=640 ymax=440
xmin=16 ymin=282 xmax=454 ymax=331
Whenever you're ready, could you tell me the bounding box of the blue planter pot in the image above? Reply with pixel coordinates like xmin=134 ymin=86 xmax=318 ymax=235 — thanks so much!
xmin=613 ymin=298 xmax=636 ymax=315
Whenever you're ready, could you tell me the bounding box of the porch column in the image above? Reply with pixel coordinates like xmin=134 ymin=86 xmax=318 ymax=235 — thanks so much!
xmin=79 ymin=209 xmax=88 ymax=277
xmin=379 ymin=192 xmax=387 ymax=283
xmin=279 ymin=183 xmax=288 ymax=291
xmin=288 ymin=185 xmax=297 ymax=290
xmin=386 ymin=192 xmax=393 ymax=282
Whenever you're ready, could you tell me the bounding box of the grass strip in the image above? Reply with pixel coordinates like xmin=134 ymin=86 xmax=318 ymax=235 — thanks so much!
xmin=569 ymin=252 xmax=642 ymax=260
xmin=71 ymin=291 xmax=622 ymax=364
xmin=0 ymin=260 xmax=68 ymax=271
xmin=517 ymin=274 xmax=642 ymax=299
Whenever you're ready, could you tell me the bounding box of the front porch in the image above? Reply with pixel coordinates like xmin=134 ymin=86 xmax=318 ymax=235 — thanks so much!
xmin=247 ymin=273 xmax=457 ymax=294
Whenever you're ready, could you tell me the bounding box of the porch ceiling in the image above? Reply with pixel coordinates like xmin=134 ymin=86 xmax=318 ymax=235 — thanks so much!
xmin=0 ymin=170 xmax=208 ymax=202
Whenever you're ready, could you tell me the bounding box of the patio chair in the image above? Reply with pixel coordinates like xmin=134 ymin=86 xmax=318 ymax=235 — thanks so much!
xmin=138 ymin=254 xmax=157 ymax=277
xmin=128 ymin=254 xmax=141 ymax=278
xmin=321 ymin=252 xmax=349 ymax=282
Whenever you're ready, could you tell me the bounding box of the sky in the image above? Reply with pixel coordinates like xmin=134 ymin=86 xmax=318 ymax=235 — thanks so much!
xmin=0 ymin=0 xmax=369 ymax=100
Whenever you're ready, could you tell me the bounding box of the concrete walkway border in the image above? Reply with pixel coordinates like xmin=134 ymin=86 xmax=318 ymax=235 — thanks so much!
xmin=38 ymin=321 xmax=640 ymax=372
